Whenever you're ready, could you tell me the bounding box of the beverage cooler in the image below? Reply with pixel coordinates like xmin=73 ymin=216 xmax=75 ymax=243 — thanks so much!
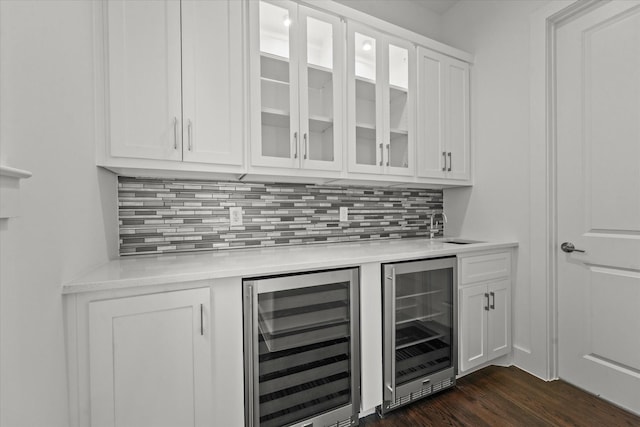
xmin=380 ymin=257 xmax=457 ymax=415
xmin=243 ymin=268 xmax=360 ymax=427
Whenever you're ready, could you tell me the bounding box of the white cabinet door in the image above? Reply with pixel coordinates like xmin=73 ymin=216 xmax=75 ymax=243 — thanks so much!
xmin=347 ymin=23 xmax=416 ymax=177
xmin=445 ymin=57 xmax=470 ymax=180
xmin=181 ymin=0 xmax=243 ymax=166
xmin=417 ymin=47 xmax=470 ymax=181
xmin=416 ymin=47 xmax=446 ymax=179
xmin=89 ymin=288 xmax=212 ymax=427
xmin=107 ymin=0 xmax=182 ymax=161
xmin=250 ymin=0 xmax=301 ymax=169
xmin=298 ymin=5 xmax=344 ymax=172
xmin=459 ymin=276 xmax=511 ymax=373
xmin=250 ymin=0 xmax=344 ymax=172
xmin=384 ymin=36 xmax=416 ymax=176
xmin=487 ymin=279 xmax=511 ymax=359
xmin=347 ymin=24 xmax=382 ymax=174
xmin=459 ymin=284 xmax=488 ymax=372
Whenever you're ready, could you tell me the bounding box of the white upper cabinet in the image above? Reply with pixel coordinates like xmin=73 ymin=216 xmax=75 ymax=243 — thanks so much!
xmin=347 ymin=23 xmax=416 ymax=177
xmin=104 ymin=0 xmax=243 ymax=169
xmin=249 ymin=0 xmax=344 ymax=172
xmin=107 ymin=1 xmax=183 ymax=161
xmin=416 ymin=47 xmax=470 ymax=181
xmin=100 ymin=0 xmax=472 ymax=185
xmin=181 ymin=0 xmax=243 ymax=166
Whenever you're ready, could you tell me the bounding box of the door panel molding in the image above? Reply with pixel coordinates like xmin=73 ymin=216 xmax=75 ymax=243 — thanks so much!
xmin=529 ymin=0 xmax=606 ymax=382
xmin=543 ymin=0 xmax=640 ymax=414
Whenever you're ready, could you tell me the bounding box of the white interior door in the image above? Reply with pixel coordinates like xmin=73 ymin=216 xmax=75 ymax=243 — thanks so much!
xmin=556 ymin=0 xmax=640 ymax=414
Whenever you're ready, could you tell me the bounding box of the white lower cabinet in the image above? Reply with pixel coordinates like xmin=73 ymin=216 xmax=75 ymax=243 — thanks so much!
xmin=88 ymin=288 xmax=212 ymax=427
xmin=65 ymin=278 xmax=244 ymax=427
xmin=458 ymin=251 xmax=512 ymax=373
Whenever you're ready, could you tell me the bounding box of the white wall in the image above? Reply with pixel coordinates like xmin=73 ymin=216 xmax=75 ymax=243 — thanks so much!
xmin=439 ymin=0 xmax=551 ymax=379
xmin=333 ymin=0 xmax=442 ymax=40
xmin=0 ymin=1 xmax=118 ymax=426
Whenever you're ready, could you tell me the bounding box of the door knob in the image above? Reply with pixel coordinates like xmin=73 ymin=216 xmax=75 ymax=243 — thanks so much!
xmin=561 ymin=242 xmax=585 ymax=253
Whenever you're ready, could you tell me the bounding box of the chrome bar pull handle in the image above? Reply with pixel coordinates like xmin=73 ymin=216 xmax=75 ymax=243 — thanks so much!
xmin=200 ymin=303 xmax=204 ymax=336
xmin=173 ymin=117 xmax=179 ymax=150
xmin=244 ymin=284 xmax=257 ymax=426
xmin=389 ymin=267 xmax=396 ymax=403
xmin=448 ymin=152 xmax=452 ymax=171
xmin=442 ymin=151 xmax=447 ymax=171
xmin=379 ymin=143 xmax=384 ymax=166
xmin=561 ymin=242 xmax=585 ymax=253
xmin=293 ymin=132 xmax=298 ymax=159
xmin=484 ymin=293 xmax=490 ymax=311
xmin=386 ymin=144 xmax=390 ymax=166
xmin=188 ymin=119 xmax=193 ymax=151
xmin=490 ymin=292 xmax=495 ymax=310
xmin=303 ymin=133 xmax=308 ymax=159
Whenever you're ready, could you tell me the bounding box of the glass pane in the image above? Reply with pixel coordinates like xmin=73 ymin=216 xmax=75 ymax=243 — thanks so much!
xmin=257 ymin=282 xmax=352 ymax=427
xmin=394 ymin=268 xmax=453 ymax=386
xmin=354 ymin=32 xmax=377 ymax=166
xmin=354 ymin=32 xmax=375 ymax=80
xmin=259 ymin=1 xmax=291 ymax=159
xmin=389 ymin=44 xmax=409 ymax=168
xmin=307 ymin=16 xmax=332 ymax=69
xmin=259 ymin=1 xmax=290 ymax=58
xmin=307 ymin=17 xmax=334 ymax=162
xmin=389 ymin=44 xmax=408 ymax=89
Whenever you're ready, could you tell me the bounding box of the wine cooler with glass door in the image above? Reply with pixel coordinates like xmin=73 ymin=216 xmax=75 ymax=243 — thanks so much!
xmin=380 ymin=257 xmax=457 ymax=415
xmin=243 ymin=268 xmax=360 ymax=427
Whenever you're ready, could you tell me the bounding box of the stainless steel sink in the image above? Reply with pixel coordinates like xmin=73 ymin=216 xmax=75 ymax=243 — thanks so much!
xmin=441 ymin=238 xmax=485 ymax=245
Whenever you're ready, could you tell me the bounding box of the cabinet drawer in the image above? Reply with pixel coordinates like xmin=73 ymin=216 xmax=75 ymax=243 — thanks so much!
xmin=460 ymin=252 xmax=511 ymax=285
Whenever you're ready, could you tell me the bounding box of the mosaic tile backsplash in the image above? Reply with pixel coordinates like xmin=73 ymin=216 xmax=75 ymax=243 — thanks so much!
xmin=118 ymin=177 xmax=444 ymax=256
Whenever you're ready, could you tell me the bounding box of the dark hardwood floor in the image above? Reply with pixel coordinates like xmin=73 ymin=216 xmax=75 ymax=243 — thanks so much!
xmin=360 ymin=366 xmax=640 ymax=426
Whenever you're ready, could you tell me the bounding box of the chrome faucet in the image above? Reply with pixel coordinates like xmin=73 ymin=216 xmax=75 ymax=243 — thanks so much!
xmin=430 ymin=212 xmax=448 ymax=239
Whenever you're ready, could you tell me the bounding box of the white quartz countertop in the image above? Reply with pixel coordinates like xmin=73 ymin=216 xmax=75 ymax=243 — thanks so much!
xmin=62 ymin=238 xmax=518 ymax=294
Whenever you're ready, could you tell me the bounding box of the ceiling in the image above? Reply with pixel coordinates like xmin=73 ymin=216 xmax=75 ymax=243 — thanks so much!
xmin=413 ymin=0 xmax=459 ymax=15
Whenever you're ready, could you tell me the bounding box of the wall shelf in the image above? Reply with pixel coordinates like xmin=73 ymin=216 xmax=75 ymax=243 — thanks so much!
xmin=0 ymin=165 xmax=33 ymax=219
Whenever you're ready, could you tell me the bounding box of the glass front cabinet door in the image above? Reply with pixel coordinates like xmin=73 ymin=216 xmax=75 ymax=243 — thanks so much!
xmin=347 ymin=23 xmax=416 ymax=176
xmin=249 ymin=0 xmax=344 ymax=172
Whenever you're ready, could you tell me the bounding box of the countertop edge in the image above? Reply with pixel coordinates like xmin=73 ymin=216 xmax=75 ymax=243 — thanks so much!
xmin=62 ymin=240 xmax=518 ymax=295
